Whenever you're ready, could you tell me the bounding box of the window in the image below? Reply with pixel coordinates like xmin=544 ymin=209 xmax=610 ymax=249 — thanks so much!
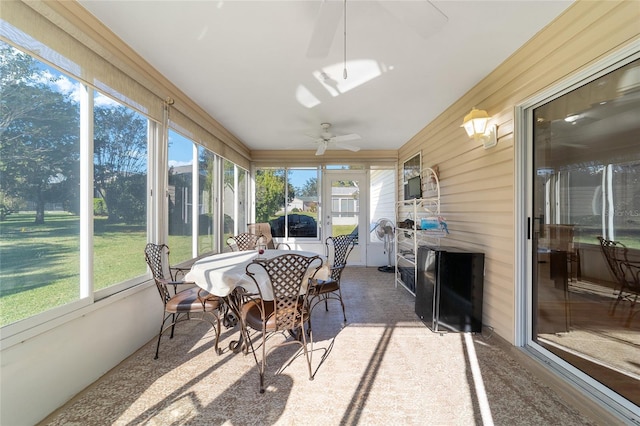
xmin=167 ymin=130 xmax=195 ymax=263
xmin=168 ymin=135 xmax=248 ymax=257
xmin=0 ymin=13 xmax=250 ymax=339
xmin=237 ymin=166 xmax=248 ymax=237
xmin=0 ymin=42 xmax=155 ymax=324
xmin=0 ymin=42 xmax=81 ymax=325
xmin=222 ymin=159 xmax=249 ymax=242
xmin=197 ymin=147 xmax=216 ymax=256
xmin=255 ymin=167 xmax=319 ymax=239
xmin=93 ymin=93 xmax=149 ymax=293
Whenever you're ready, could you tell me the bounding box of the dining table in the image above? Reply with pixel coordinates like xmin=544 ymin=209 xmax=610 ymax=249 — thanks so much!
xmin=184 ymin=249 xmax=327 ymax=299
xmin=184 ymin=249 xmax=328 ymax=352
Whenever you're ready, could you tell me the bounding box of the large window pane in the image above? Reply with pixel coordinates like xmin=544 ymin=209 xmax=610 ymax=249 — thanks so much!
xmin=0 ymin=43 xmax=80 ymax=325
xmin=197 ymin=147 xmax=215 ymax=255
xmin=222 ymin=159 xmax=236 ymax=240
xmin=286 ymin=168 xmax=318 ymax=238
xmin=167 ymin=130 xmax=195 ymax=263
xmin=531 ymin=58 xmax=640 ymax=404
xmin=222 ymin=159 xmax=249 ymax=243
xmin=255 ymin=167 xmax=318 ymax=239
xmin=330 ymin=178 xmax=358 ymax=238
xmin=93 ymin=93 xmax=148 ymax=291
xmin=255 ymin=168 xmax=287 ymax=237
xmin=237 ymin=167 xmax=248 ymax=236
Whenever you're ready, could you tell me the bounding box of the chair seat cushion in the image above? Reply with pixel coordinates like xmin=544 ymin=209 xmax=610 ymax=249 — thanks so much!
xmin=166 ymin=287 xmax=220 ymax=313
xmin=241 ymin=299 xmax=308 ymax=332
xmin=310 ymin=279 xmax=339 ymax=294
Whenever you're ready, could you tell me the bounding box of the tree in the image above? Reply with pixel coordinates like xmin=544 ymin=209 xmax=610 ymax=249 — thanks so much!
xmin=333 ymin=180 xmax=356 ymax=187
xmin=299 ymin=177 xmax=317 ymax=197
xmin=93 ymin=105 xmax=147 ymax=223
xmin=0 ymin=43 xmax=79 ymax=223
xmin=254 ymin=169 xmax=295 ymax=223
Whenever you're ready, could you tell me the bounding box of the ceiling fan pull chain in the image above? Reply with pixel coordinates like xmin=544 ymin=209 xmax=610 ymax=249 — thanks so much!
xmin=343 ymin=0 xmax=348 ymax=79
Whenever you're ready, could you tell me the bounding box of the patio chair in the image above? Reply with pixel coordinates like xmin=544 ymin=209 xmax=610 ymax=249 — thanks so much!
xmin=598 ymin=237 xmax=640 ymax=326
xmin=248 ymin=222 xmax=290 ymax=250
xmin=308 ymin=234 xmax=356 ymax=323
xmin=240 ymin=253 xmax=323 ymax=393
xmin=144 ymin=243 xmax=222 ymax=359
xmin=227 ymin=232 xmax=262 ymax=251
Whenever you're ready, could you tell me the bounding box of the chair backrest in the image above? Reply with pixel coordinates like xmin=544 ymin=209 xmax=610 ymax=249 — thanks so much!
xmin=598 ymin=236 xmax=631 ymax=281
xmin=599 ymin=236 xmax=630 ymax=283
xmin=248 ymin=223 xmax=276 ymax=249
xmin=325 ymin=235 xmax=355 ymax=280
xmin=227 ymin=232 xmax=262 ymax=251
xmin=246 ymin=253 xmax=322 ymax=330
xmin=144 ymin=243 xmax=172 ymax=304
xmin=145 ymin=243 xmax=170 ymax=280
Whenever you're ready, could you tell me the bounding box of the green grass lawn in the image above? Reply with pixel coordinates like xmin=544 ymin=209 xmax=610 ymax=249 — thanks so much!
xmin=3 ymin=211 xmax=635 ymax=327
xmin=1 ymin=211 xmax=336 ymax=326
xmin=332 ymin=225 xmax=357 ymax=237
xmin=0 ymin=213 xmax=153 ymax=326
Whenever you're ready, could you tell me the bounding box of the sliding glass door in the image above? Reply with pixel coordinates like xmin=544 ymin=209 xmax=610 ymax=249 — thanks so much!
xmin=528 ymin=57 xmax=640 ymax=408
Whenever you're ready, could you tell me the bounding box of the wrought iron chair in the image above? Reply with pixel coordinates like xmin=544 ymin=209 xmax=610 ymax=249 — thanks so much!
xmin=227 ymin=232 xmax=262 ymax=251
xmin=598 ymin=237 xmax=640 ymax=326
xmin=239 ymin=253 xmax=322 ymax=393
xmin=308 ymin=234 xmax=356 ymax=323
xmin=144 ymin=243 xmax=222 ymax=358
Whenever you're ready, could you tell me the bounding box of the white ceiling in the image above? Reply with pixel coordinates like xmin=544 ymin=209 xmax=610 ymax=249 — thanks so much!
xmin=78 ymin=0 xmax=572 ymax=154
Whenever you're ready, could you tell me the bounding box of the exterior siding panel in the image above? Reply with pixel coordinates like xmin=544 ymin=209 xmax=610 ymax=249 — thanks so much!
xmin=398 ymin=0 xmax=640 ymax=343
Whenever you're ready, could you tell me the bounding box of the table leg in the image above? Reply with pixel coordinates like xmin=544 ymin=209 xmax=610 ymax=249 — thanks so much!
xmin=223 ymin=290 xmax=249 ymax=354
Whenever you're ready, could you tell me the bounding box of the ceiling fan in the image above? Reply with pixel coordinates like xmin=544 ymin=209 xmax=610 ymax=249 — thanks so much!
xmin=307 ymin=123 xmax=361 ymax=155
xmin=306 ymin=0 xmax=448 ymax=59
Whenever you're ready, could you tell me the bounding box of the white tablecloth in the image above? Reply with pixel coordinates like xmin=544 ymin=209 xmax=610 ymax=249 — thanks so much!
xmin=184 ymin=249 xmax=327 ymax=300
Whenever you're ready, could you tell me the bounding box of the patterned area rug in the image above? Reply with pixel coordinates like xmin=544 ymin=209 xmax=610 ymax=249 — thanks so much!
xmin=41 ymin=268 xmax=596 ymax=426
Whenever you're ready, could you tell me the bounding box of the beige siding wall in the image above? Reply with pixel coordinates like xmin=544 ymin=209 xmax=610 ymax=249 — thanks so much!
xmin=397 ymin=0 xmax=640 ymax=343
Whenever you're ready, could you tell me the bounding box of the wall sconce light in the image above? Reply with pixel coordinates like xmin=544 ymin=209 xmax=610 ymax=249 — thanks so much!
xmin=461 ymin=107 xmax=498 ymax=149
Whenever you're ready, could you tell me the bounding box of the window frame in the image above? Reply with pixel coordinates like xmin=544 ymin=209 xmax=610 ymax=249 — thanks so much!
xmin=252 ymin=166 xmax=321 ymax=242
xmin=0 ymin=44 xmax=249 ymax=344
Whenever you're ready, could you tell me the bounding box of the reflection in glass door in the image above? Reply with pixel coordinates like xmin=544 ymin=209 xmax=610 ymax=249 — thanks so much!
xmin=530 ymin=58 xmax=639 ymax=407
xmin=324 ymin=171 xmax=366 ymax=265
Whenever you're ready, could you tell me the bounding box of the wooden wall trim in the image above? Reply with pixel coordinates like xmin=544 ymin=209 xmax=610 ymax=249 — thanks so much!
xmin=251 ymin=149 xmax=398 ymax=163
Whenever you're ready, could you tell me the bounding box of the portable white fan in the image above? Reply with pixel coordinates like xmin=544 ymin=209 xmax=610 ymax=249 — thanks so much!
xmin=373 ymin=218 xmax=395 ymax=273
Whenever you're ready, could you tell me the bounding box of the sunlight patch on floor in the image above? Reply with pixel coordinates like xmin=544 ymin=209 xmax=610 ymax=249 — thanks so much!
xmin=464 ymin=332 xmax=495 ymax=426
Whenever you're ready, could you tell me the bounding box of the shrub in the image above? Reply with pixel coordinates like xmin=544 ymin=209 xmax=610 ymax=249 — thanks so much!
xmin=94 ymin=198 xmax=108 ymax=216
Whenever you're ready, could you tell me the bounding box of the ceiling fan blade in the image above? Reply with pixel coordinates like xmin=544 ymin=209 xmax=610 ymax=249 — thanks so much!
xmin=379 ymin=0 xmax=448 ymax=40
xmin=331 ymin=133 xmax=360 ymax=143
xmin=306 ymin=0 xmax=343 ymax=58
xmin=315 ymin=141 xmax=327 ymax=156
xmin=335 ymin=142 xmax=361 ymax=152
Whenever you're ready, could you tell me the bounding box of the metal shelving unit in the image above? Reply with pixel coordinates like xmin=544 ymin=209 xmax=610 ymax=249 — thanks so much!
xmin=395 ymin=167 xmax=446 ymax=295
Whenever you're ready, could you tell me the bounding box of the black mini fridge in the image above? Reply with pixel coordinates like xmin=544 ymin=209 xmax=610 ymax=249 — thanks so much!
xmin=415 ymin=246 xmax=485 ymax=333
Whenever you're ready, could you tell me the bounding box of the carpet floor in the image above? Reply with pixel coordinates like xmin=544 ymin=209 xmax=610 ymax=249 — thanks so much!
xmin=40 ymin=267 xmax=598 ymax=426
